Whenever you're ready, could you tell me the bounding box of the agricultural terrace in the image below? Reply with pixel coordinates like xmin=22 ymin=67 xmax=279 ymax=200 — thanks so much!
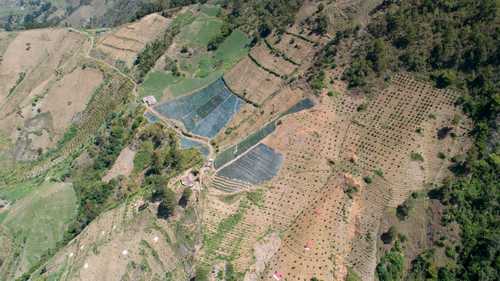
xmin=201 ymin=74 xmax=470 ymax=281
xmin=212 ymin=85 xmax=308 ymax=150
xmin=214 ymin=98 xmax=314 ymax=169
xmin=0 ymin=182 xmax=77 ymax=280
xmin=223 ymin=3 xmax=321 ymax=107
xmin=153 ymin=78 xmax=243 ymax=139
xmin=139 ymin=5 xmax=250 ymax=101
xmin=93 ymin=13 xmax=170 ymax=69
xmin=216 ymin=143 xmax=283 ymax=186
xmin=2 ymin=58 xmax=135 ymax=183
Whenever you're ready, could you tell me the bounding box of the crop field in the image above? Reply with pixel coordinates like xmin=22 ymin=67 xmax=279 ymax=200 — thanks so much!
xmin=214 ymin=122 xmax=276 ymax=169
xmin=138 ymin=8 xmax=250 ymax=101
xmin=268 ymin=33 xmax=316 ymax=65
xmin=2 ymin=58 xmax=135 ymax=183
xmin=180 ymin=137 xmax=210 ymax=157
xmin=217 ymin=143 xmax=283 ymax=185
xmin=214 ymin=30 xmax=250 ymax=67
xmin=214 ymin=98 xmax=314 ymax=169
xmin=202 ymin=73 xmax=470 ymax=280
xmin=280 ymin=98 xmax=314 ymax=117
xmin=200 ymin=4 xmax=221 ymax=17
xmin=0 ymin=28 xmax=87 ymax=109
xmin=249 ymin=43 xmax=297 ymax=77
xmin=93 ymin=13 xmax=170 ymax=68
xmin=154 ymin=78 xmax=243 ymax=139
xmin=178 ymin=16 xmax=222 ymax=47
xmin=0 ymin=28 xmax=94 ymax=162
xmin=213 ymin=85 xmax=307 ymax=151
xmin=0 ymin=181 xmax=38 ymax=203
xmin=0 ymin=182 xmax=77 ymax=279
xmin=139 ymin=71 xmax=181 ymax=100
xmin=224 ymin=56 xmax=283 ymax=105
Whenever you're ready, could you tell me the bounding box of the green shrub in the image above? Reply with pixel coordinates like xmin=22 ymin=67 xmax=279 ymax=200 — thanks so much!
xmin=363 ymin=176 xmax=373 ymax=184
xmin=376 ymin=240 xmax=404 ymax=281
xmin=381 ymin=226 xmax=397 ymax=244
xmin=157 ymin=188 xmax=176 ymax=219
xmin=410 ymin=152 xmax=424 ymax=162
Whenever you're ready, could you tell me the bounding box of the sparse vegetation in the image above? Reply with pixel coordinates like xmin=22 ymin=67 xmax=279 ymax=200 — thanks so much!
xmin=344 ymin=184 xmax=358 ymax=199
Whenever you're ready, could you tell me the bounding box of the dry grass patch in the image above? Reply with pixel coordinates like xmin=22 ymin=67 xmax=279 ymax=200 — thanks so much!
xmin=224 ymin=57 xmax=283 ymax=105
xmin=249 ymin=44 xmax=297 ymax=77
xmin=268 ymin=33 xmax=316 ymax=65
xmin=41 ymin=67 xmax=103 ymax=138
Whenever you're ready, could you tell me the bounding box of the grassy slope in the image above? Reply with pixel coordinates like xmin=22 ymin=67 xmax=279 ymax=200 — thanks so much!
xmin=1 ymin=181 xmax=77 ymax=275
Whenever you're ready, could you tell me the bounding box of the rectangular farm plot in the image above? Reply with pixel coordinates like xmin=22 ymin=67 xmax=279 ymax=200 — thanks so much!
xmin=95 ymin=14 xmax=169 ymax=67
xmin=154 ymin=78 xmax=243 ymax=139
xmin=270 ymin=33 xmax=316 ymax=65
xmin=178 ymin=15 xmax=223 ymax=47
xmin=214 ymin=98 xmax=314 ymax=168
xmin=224 ymin=57 xmax=283 ymax=105
xmin=250 ymin=43 xmax=297 ymax=77
xmin=217 ymin=143 xmax=283 ymax=185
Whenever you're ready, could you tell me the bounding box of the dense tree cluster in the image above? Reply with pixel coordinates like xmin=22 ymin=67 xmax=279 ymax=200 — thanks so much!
xmin=221 ymin=0 xmax=302 ymax=39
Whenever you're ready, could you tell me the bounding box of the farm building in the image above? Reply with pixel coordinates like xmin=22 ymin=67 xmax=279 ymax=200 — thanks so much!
xmin=142 ymin=96 xmax=157 ymax=106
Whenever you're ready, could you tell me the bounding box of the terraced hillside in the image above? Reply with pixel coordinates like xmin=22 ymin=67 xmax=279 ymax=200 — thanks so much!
xmin=1 ymin=1 xmax=496 ymax=281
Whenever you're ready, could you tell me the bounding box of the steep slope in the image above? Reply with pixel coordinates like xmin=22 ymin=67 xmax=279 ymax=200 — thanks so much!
xmin=1 ymin=1 xmax=495 ymax=281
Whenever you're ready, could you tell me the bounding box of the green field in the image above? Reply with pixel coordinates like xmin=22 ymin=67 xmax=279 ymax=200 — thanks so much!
xmin=1 ymin=182 xmax=77 ymax=272
xmin=169 ymin=70 xmax=223 ymax=97
xmin=0 ymin=181 xmax=38 ymax=202
xmin=214 ymin=30 xmax=250 ymax=68
xmin=200 ymin=4 xmax=221 ymax=17
xmin=139 ymin=71 xmax=182 ymax=100
xmin=171 ymin=10 xmax=196 ymax=29
xmin=178 ymin=16 xmax=223 ymax=47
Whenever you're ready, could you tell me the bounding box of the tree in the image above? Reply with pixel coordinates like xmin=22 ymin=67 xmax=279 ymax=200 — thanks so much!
xmin=178 ymin=187 xmax=192 ymax=208
xmin=157 ymin=187 xmax=176 ymax=219
xmin=367 ymin=39 xmax=388 ymax=73
xmin=312 ymin=15 xmax=328 ymax=35
xmin=376 ymin=240 xmax=404 ymax=281
xmin=381 ymin=226 xmax=397 ymax=244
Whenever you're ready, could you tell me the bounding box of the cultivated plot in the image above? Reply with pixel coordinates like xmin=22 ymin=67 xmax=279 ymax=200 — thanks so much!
xmin=93 ymin=13 xmax=170 ymax=68
xmin=153 ymin=78 xmax=243 ymax=139
xmin=214 ymin=98 xmax=314 ymax=169
xmin=217 ymin=143 xmax=283 ymax=185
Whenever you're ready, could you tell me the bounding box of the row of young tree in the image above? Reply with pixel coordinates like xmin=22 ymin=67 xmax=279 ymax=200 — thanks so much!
xmin=339 ymin=1 xmax=499 ymax=280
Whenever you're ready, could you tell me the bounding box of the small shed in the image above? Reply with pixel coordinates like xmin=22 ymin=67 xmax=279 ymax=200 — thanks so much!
xmin=181 ymin=173 xmax=195 ymax=187
xmin=142 ymin=96 xmax=157 ymax=106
